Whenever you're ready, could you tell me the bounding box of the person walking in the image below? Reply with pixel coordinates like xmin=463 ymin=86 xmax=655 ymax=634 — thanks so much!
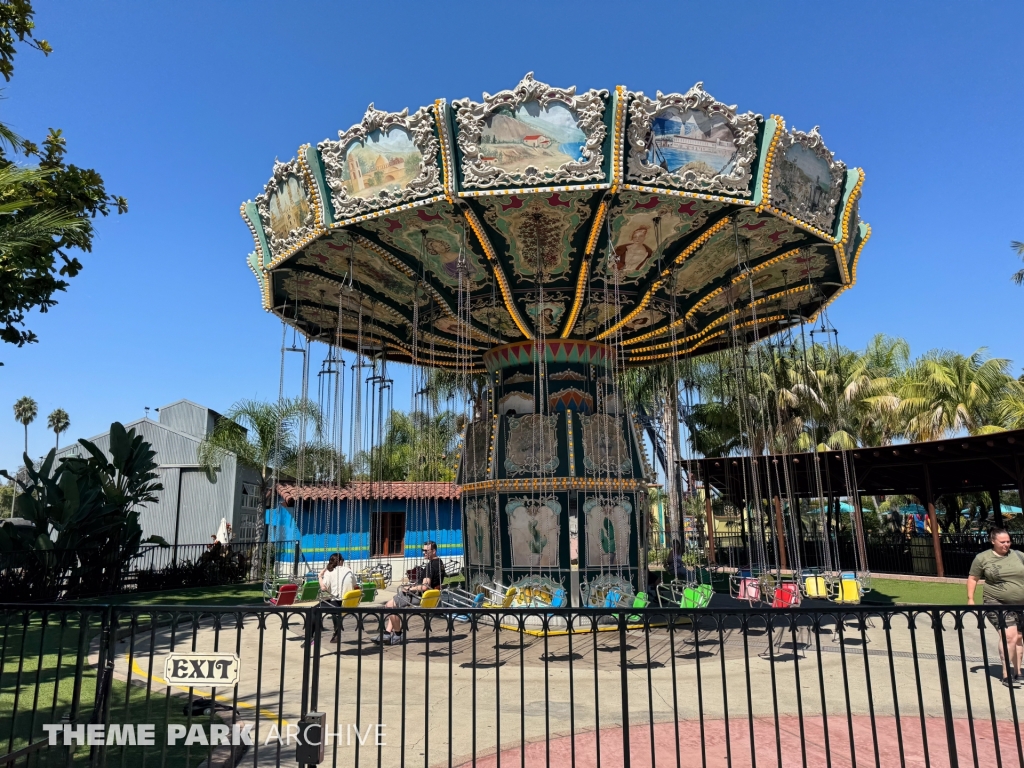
xmin=967 ymin=528 xmax=1024 ymax=688
xmin=319 ymin=553 xmax=357 ymax=643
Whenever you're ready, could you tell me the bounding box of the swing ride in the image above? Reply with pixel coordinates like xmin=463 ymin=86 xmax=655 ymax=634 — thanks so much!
xmin=240 ymin=74 xmax=870 ymax=613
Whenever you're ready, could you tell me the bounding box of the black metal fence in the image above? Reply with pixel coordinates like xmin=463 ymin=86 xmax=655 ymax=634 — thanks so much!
xmin=1 ymin=602 xmax=1023 ymax=767
xmin=0 ymin=540 xmax=276 ymax=602
xmin=713 ymin=532 xmax=1024 ymax=578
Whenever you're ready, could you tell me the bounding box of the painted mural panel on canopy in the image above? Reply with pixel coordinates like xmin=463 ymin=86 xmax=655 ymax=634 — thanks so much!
xmin=480 ymin=192 xmax=590 ymax=283
xmin=266 ymin=176 xmax=311 ymax=242
xmin=472 ymin=305 xmax=523 ymax=339
xmin=340 ymin=127 xmax=423 ymax=202
xmin=361 ymin=202 xmax=490 ymax=291
xmin=570 ymin=295 xmax=630 ymax=337
xmin=648 ymin=109 xmax=741 ymax=179
xmin=481 ymin=101 xmax=587 ymax=177
xmin=599 ymin=192 xmax=723 ymax=284
xmin=523 ymin=292 xmax=568 ymax=335
xmin=284 ymin=273 xmax=344 ymax=306
xmin=774 ymin=142 xmax=832 ymax=221
xmin=432 ymin=315 xmax=492 ymax=343
xmin=740 ymin=246 xmax=831 ymax=298
xmin=668 ymin=211 xmax=802 ymax=298
xmin=303 ymin=235 xmax=422 ymax=306
xmin=619 ymin=300 xmax=672 ymax=335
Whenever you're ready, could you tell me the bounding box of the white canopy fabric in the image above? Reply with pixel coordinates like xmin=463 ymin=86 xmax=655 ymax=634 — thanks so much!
xmin=216 ymin=517 xmax=231 ymax=544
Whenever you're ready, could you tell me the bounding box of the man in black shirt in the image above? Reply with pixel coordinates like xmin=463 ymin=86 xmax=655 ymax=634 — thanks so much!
xmin=377 ymin=541 xmax=445 ymax=645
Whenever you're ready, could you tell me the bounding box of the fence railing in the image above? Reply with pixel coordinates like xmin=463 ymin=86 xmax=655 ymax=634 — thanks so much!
xmin=0 ymin=540 xmax=279 ymax=601
xmin=711 ymin=532 xmax=1024 ymax=578
xmin=1 ymin=602 xmax=1023 ymax=767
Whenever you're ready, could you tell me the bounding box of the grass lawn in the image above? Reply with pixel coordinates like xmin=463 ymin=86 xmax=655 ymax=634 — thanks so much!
xmin=0 ymin=612 xmax=228 ymax=766
xmin=76 ymin=582 xmax=267 ymax=608
xmin=863 ymin=577 xmax=979 ymax=606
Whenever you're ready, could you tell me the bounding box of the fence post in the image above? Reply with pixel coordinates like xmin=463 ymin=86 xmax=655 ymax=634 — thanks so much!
xmin=931 ymin=610 xmax=959 ymax=768
xmin=618 ymin=612 xmax=631 ymax=768
xmin=293 ymin=542 xmax=301 ymax=578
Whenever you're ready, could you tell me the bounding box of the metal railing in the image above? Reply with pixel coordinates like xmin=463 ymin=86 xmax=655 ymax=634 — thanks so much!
xmin=711 ymin=533 xmax=1024 ymax=578
xmin=1 ymin=602 xmax=1023 ymax=767
xmin=0 ymin=540 xmax=276 ymax=601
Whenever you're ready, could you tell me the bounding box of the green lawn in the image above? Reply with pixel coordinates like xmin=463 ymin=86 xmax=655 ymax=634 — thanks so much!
xmin=76 ymin=582 xmax=267 ymax=608
xmin=863 ymin=577 xmax=979 ymax=606
xmin=0 ymin=612 xmax=225 ymax=766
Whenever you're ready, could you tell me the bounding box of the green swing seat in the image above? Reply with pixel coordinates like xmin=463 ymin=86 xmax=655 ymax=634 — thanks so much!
xmin=681 ymin=584 xmax=714 ymax=609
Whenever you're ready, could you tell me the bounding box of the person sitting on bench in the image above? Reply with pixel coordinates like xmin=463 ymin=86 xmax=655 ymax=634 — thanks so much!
xmin=319 ymin=553 xmax=357 ymax=643
xmin=377 ymin=541 xmax=444 ymax=645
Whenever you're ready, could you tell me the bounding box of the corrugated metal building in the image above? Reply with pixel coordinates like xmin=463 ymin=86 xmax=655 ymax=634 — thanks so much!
xmin=268 ymin=482 xmax=462 ymax=572
xmin=54 ymin=400 xmax=264 ymax=546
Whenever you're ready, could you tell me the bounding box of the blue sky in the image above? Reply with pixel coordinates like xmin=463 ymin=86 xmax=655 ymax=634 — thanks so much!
xmin=1 ymin=1 xmax=1022 ymax=472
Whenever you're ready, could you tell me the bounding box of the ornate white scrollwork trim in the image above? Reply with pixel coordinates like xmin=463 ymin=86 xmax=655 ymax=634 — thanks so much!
xmin=317 ymin=103 xmax=442 ymax=223
xmin=255 ymin=158 xmax=318 ymax=260
xmin=625 ymin=83 xmax=760 ymax=197
xmin=769 ymin=125 xmax=846 ymax=233
xmin=453 ymin=72 xmax=609 ymax=189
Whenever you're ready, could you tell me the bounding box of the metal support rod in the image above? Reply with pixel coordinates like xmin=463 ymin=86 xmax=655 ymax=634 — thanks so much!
xmin=923 ymin=463 xmax=945 ymax=578
xmin=172 ymin=468 xmax=184 ymax=569
xmin=989 ymin=485 xmax=1004 ymax=529
xmin=705 ymin=491 xmax=716 ymax=565
xmin=773 ymin=495 xmax=788 ymax=571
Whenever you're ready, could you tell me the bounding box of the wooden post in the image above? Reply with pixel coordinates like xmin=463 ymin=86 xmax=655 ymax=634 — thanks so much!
xmin=773 ymin=495 xmax=788 ymax=571
xmin=923 ymin=464 xmax=945 ymax=578
xmin=989 ymin=486 xmax=1004 ymax=529
xmin=705 ymin=491 xmax=716 ymax=565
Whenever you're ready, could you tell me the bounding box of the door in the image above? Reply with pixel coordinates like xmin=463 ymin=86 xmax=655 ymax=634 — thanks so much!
xmin=371 ymin=512 xmax=406 ymax=557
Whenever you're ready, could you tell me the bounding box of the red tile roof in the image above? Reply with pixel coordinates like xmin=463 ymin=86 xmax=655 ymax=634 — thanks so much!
xmin=276 ymin=481 xmax=461 ymax=502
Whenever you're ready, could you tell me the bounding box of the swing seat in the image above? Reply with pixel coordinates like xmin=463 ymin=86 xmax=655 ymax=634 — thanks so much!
xmin=441 ymin=590 xmax=485 ymax=621
xmin=803 ymin=575 xmax=829 ymax=598
xmin=603 ymin=588 xmax=623 ymax=609
xmin=340 ymin=588 xmax=363 ymax=609
xmin=834 ymin=573 xmax=862 ymax=605
xmin=731 ymin=576 xmax=760 ymax=603
xmin=360 ymin=583 xmax=377 ymax=603
xmin=627 ymin=592 xmax=649 ymax=623
xmin=413 ymin=589 xmax=442 ymax=609
xmin=681 ymin=584 xmax=714 ymax=609
xmin=269 ymin=583 xmax=298 ymax=607
xmin=482 ymin=585 xmax=517 ymax=609
xmin=297 ymin=580 xmax=321 ymax=602
xmin=772 ymin=583 xmax=801 ymax=608
xmin=530 ymin=588 xmax=567 ymax=609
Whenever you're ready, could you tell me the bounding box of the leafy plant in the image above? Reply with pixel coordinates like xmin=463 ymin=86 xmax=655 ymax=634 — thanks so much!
xmin=0 ymin=422 xmax=163 ymax=600
xmin=528 ymin=520 xmax=548 ymax=555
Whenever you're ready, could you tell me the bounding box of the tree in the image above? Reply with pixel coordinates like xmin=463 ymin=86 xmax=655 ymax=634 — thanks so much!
xmin=198 ymin=398 xmax=322 ymax=539
xmin=0 ymin=1 xmax=126 ymax=350
xmin=1012 ymin=241 xmax=1024 ymax=286
xmin=13 ymin=394 xmax=36 ymax=455
xmin=46 ymin=406 xmax=68 ymax=449
xmin=0 ymin=422 xmax=163 ymax=600
xmin=899 ymin=349 xmax=1012 ymax=440
xmin=353 ymin=409 xmax=463 ymax=482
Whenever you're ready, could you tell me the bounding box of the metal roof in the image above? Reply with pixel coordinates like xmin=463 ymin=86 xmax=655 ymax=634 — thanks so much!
xmin=687 ymin=429 xmax=1024 ymax=501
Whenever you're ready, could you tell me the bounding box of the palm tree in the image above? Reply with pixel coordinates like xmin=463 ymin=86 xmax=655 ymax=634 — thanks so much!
xmin=899 ymin=349 xmax=1012 ymax=440
xmin=46 ymin=408 xmax=70 ymax=450
xmin=0 ymin=161 xmax=86 ymax=257
xmin=1012 ymin=241 xmax=1024 ymax=286
xmin=198 ymin=398 xmax=322 ymax=539
xmin=13 ymin=396 xmax=37 ymax=457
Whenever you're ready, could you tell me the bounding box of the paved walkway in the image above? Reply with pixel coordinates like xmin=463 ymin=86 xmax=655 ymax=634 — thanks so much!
xmin=105 ymin=598 xmax=1023 ymax=768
